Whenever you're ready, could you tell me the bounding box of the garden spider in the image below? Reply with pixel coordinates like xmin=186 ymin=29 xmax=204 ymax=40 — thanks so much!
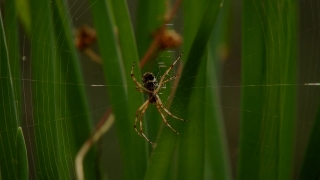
xmin=130 ymin=53 xmax=187 ymax=145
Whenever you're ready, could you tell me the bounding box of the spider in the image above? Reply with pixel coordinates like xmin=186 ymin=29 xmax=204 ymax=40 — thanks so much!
xmin=130 ymin=53 xmax=187 ymax=145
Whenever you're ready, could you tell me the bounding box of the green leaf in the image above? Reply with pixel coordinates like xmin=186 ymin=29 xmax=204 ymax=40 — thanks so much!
xmin=238 ymin=0 xmax=297 ymax=179
xmin=16 ymin=127 xmax=28 ymax=180
xmin=0 ymin=10 xmax=19 ymax=180
xmin=176 ymin=2 xmax=215 ymax=178
xmin=111 ymin=0 xmax=150 ymax=177
xmin=50 ymin=0 xmax=98 ymax=179
xmin=29 ymin=0 xmax=59 ymax=178
xmin=16 ymin=0 xmax=31 ymax=34
xmin=177 ymin=2 xmax=231 ymax=179
xmin=205 ymin=3 xmax=232 ymax=178
xmin=135 ymin=0 xmax=165 ymax=58
xmin=4 ymin=0 xmax=22 ymax=120
xmin=299 ymin=104 xmax=320 ymax=179
xmin=135 ymin=0 xmax=168 ymax=142
xmin=89 ymin=0 xmax=147 ymax=179
xmin=204 ymin=48 xmax=231 ymax=179
xmin=208 ymin=0 xmax=231 ymax=77
xmin=145 ymin=1 xmax=221 ymax=179
xmin=177 ymin=50 xmax=207 ymax=180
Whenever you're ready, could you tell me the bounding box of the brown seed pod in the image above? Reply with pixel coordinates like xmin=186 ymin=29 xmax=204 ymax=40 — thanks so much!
xmin=75 ymin=25 xmax=97 ymax=51
xmin=158 ymin=29 xmax=182 ymax=50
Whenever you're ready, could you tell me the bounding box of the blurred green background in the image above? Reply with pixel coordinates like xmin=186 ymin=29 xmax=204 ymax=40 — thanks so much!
xmin=0 ymin=0 xmax=319 ymax=179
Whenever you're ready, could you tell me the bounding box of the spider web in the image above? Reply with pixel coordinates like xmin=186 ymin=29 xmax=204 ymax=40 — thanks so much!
xmin=0 ymin=0 xmax=319 ymax=179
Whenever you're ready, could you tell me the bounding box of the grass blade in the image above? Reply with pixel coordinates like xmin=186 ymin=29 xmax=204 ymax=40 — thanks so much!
xmin=135 ymin=0 xmax=165 ymax=58
xmin=16 ymin=127 xmax=28 ymax=180
xmin=238 ymin=0 xmax=297 ymax=179
xmin=50 ymin=0 xmax=98 ymax=179
xmin=177 ymin=50 xmax=207 ymax=179
xmin=135 ymin=0 xmax=169 ymax=142
xmin=205 ymin=2 xmax=232 ymax=178
xmin=205 ymin=48 xmax=231 ymax=179
xmin=145 ymin=1 xmax=221 ymax=179
xmin=177 ymin=1 xmax=231 ymax=179
xmin=299 ymin=104 xmax=320 ymax=179
xmin=176 ymin=2 xmax=209 ymax=178
xmin=237 ymin=1 xmax=265 ymax=178
xmin=89 ymin=0 xmax=147 ymax=178
xmin=110 ymin=0 xmax=149 ymax=177
xmin=16 ymin=0 xmax=31 ymax=34
xmin=4 ymin=0 xmax=22 ymax=120
xmin=29 ymin=0 xmax=59 ymax=178
xmin=0 ymin=10 xmax=19 ymax=180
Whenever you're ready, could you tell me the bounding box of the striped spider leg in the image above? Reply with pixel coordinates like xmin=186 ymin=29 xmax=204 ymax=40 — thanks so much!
xmin=155 ymin=94 xmax=188 ymax=135
xmin=133 ymin=100 xmax=154 ymax=144
xmin=130 ymin=62 xmax=153 ymax=94
xmin=154 ymin=52 xmax=183 ymax=94
xmin=162 ymin=75 xmax=179 ymax=85
xmin=155 ymin=94 xmax=188 ymax=123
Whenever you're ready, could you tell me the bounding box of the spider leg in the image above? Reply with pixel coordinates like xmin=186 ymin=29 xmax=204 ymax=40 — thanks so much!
xmin=162 ymin=75 xmax=178 ymax=85
xmin=134 ymin=100 xmax=149 ymax=137
xmin=156 ymin=95 xmax=188 ymax=122
xmin=156 ymin=101 xmax=179 ymax=135
xmin=135 ymin=86 xmax=145 ymax=93
xmin=131 ymin=62 xmax=153 ymax=93
xmin=139 ymin=102 xmax=154 ymax=145
xmin=155 ymin=53 xmax=183 ymax=93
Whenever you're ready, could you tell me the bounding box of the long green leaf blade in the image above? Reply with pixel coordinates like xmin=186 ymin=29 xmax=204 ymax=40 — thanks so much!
xmin=135 ymin=0 xmax=165 ymax=58
xmin=29 ymin=0 xmax=59 ymax=178
xmin=89 ymin=0 xmax=147 ymax=179
xmin=50 ymin=0 xmax=98 ymax=179
xmin=4 ymin=0 xmax=21 ymax=120
xmin=177 ymin=50 xmax=207 ymax=180
xmin=205 ymin=48 xmax=231 ymax=179
xmin=16 ymin=127 xmax=28 ymax=180
xmin=177 ymin=1 xmax=231 ymax=179
xmin=16 ymin=0 xmax=31 ymax=34
xmin=135 ymin=0 xmax=168 ymax=142
xmin=145 ymin=1 xmax=221 ymax=179
xmin=238 ymin=1 xmax=265 ymax=178
xmin=110 ymin=0 xmax=149 ymax=177
xmin=0 ymin=10 xmax=19 ymax=180
xmin=205 ymin=2 xmax=232 ymax=178
xmin=238 ymin=0 xmax=297 ymax=179
xmin=299 ymin=104 xmax=320 ymax=179
xmin=176 ymin=3 xmax=213 ymax=178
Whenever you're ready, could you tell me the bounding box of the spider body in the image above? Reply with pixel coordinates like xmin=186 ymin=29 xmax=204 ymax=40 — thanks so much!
xmin=142 ymin=72 xmax=157 ymax=89
xmin=130 ymin=53 xmax=187 ymax=145
xmin=142 ymin=72 xmax=158 ymax=103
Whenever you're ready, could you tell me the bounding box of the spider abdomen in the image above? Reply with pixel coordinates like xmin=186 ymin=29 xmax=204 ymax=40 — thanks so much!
xmin=142 ymin=72 xmax=158 ymax=91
